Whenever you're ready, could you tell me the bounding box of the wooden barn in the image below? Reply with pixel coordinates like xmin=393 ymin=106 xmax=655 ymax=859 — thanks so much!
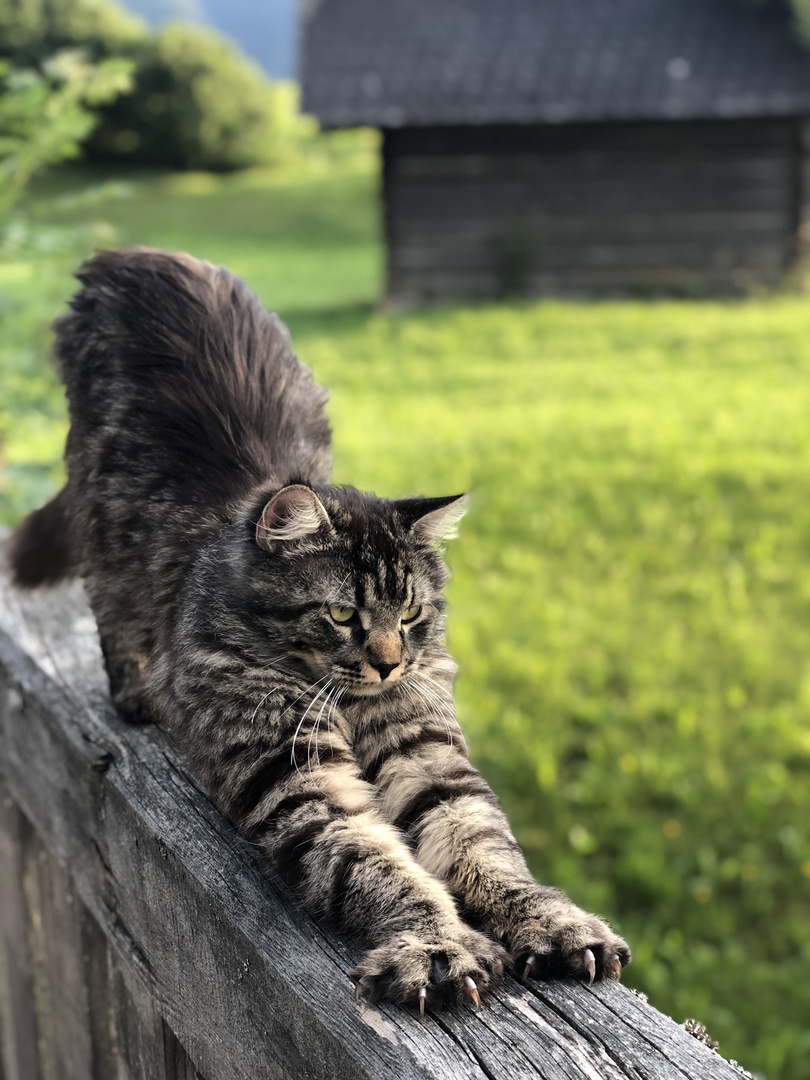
xmin=301 ymin=0 xmax=810 ymax=301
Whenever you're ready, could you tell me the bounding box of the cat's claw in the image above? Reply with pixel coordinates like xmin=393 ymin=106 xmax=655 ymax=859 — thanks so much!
xmin=583 ymin=948 xmax=596 ymax=985
xmin=522 ymin=953 xmax=537 ymax=982
xmin=351 ymin=930 xmax=507 ymax=1011
xmin=463 ymin=975 xmax=481 ymax=1012
xmin=611 ymin=953 xmax=623 ymax=980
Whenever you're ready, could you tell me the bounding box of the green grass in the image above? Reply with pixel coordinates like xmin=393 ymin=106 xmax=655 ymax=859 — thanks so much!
xmin=2 ymin=150 xmax=810 ymax=1079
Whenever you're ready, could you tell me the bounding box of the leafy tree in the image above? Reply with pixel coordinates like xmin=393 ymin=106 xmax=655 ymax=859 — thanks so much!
xmin=0 ymin=48 xmax=132 ymax=213
xmin=95 ymin=22 xmax=287 ymax=170
xmin=0 ymin=0 xmax=300 ymax=171
xmin=0 ymin=0 xmax=144 ymax=64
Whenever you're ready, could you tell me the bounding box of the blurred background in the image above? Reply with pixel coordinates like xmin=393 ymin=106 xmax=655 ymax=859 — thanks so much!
xmin=1 ymin=1 xmax=809 ymax=1077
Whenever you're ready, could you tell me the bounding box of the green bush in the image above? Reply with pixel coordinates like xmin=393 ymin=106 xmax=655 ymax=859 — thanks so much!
xmin=0 ymin=49 xmax=132 ymax=211
xmin=93 ymin=24 xmax=297 ymax=170
xmin=0 ymin=0 xmax=297 ymax=170
xmin=0 ymin=0 xmax=143 ymax=64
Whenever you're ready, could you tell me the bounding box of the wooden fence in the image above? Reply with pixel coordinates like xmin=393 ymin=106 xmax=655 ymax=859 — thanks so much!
xmin=0 ymin=550 xmax=753 ymax=1080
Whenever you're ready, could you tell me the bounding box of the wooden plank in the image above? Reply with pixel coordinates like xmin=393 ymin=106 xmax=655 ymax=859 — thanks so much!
xmin=108 ymin=946 xmax=203 ymax=1080
xmin=388 ymin=220 xmax=789 ymax=294
xmin=386 ymin=264 xmax=775 ymax=302
xmin=393 ymin=244 xmax=787 ymax=275
xmin=19 ymin=816 xmax=59 ymax=1080
xmin=390 ymin=231 xmax=788 ymax=259
xmin=385 ymin=119 xmax=797 ymax=157
xmin=392 ymin=154 xmax=793 ymax=186
xmin=390 ymin=209 xmax=790 ymax=239
xmin=162 ymin=1026 xmax=204 ymax=1080
xmin=389 ymin=175 xmax=794 ymax=213
xmin=109 ymin=955 xmax=169 ymax=1080
xmin=20 ymin=819 xmax=96 ymax=1080
xmin=0 ymin=784 xmax=40 ymax=1080
xmin=0 ymin=554 xmax=752 ymax=1080
xmin=81 ymin=902 xmax=118 ymax=1080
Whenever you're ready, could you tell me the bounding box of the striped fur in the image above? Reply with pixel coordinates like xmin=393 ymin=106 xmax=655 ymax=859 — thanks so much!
xmin=8 ymin=248 xmax=630 ymax=1009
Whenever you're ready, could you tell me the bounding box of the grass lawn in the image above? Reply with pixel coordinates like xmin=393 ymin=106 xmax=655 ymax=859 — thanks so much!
xmin=2 ymin=147 xmax=810 ymax=1079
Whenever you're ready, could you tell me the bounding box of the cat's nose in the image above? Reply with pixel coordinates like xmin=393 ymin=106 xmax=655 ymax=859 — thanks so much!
xmin=370 ymin=659 xmax=399 ymax=681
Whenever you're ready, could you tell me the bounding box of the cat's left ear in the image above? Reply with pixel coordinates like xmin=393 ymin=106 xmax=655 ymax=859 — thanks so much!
xmin=396 ymin=494 xmax=468 ymax=545
xmin=256 ymin=485 xmax=332 ymax=552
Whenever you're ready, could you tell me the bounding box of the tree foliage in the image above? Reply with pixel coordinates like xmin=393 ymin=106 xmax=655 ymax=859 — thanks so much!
xmin=0 ymin=0 xmax=144 ymax=62
xmin=94 ymin=23 xmax=289 ymax=170
xmin=0 ymin=48 xmax=132 ymax=213
xmin=0 ymin=0 xmax=299 ymax=171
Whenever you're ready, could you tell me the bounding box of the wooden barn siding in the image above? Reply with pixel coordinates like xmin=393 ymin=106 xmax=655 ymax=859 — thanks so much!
xmin=383 ymin=119 xmax=803 ymax=300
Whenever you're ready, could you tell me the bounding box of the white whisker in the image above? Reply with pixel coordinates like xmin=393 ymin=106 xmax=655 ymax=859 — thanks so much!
xmin=416 ymin=670 xmax=454 ymax=700
xmin=409 ymin=674 xmax=456 ymax=747
xmin=308 ymin=681 xmax=337 ymax=771
xmin=283 ymin=672 xmax=331 ymax=715
xmin=291 ymin=679 xmax=333 ymax=775
xmin=249 ymin=686 xmax=283 ymax=726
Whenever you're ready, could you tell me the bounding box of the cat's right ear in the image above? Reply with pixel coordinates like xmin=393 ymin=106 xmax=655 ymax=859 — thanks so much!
xmin=255 ymin=485 xmax=332 ymax=552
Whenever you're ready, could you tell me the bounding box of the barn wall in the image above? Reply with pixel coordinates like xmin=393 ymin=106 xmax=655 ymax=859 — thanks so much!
xmin=382 ymin=119 xmax=801 ymax=301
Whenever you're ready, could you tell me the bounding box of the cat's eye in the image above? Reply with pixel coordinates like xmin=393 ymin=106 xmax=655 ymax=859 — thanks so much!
xmin=401 ymin=604 xmax=422 ymax=624
xmin=329 ymin=604 xmax=356 ymax=624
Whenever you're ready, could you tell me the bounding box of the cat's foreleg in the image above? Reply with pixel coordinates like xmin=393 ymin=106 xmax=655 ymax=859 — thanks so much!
xmin=202 ymin=686 xmax=507 ymax=1010
xmin=366 ymin=706 xmax=630 ymax=984
xmin=88 ymin=579 xmax=154 ymax=724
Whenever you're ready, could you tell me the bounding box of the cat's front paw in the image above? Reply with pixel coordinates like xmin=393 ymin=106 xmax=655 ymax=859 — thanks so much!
xmin=351 ymin=927 xmax=508 ymax=1013
xmin=504 ymin=887 xmax=630 ymax=985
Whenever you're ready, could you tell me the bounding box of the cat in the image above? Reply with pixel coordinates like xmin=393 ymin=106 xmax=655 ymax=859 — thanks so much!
xmin=8 ymin=247 xmax=630 ymax=1011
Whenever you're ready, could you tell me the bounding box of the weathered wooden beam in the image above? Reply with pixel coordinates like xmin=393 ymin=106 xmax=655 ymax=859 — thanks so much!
xmin=385 ymin=119 xmax=798 ymax=156
xmin=0 ymin=546 xmax=752 ymax=1080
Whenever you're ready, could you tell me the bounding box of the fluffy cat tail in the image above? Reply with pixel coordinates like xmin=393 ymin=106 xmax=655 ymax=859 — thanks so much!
xmin=7 ymin=487 xmax=76 ymax=588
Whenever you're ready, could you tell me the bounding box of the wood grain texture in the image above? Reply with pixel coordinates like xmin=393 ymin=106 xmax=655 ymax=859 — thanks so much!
xmin=382 ymin=118 xmax=800 ymax=300
xmin=20 ymin=816 xmax=95 ymax=1080
xmin=0 ymin=545 xmax=753 ymax=1080
xmin=0 ymin=784 xmax=41 ymax=1080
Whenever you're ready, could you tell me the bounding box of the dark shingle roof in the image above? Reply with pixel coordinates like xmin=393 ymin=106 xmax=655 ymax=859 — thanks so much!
xmin=301 ymin=0 xmax=810 ymax=128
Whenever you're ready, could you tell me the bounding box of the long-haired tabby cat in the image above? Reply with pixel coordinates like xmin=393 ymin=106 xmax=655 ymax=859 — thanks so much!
xmin=8 ymin=247 xmax=630 ymax=1011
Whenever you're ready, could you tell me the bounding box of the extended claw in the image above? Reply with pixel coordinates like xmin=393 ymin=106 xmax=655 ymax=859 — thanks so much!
xmin=493 ymin=958 xmax=505 ymax=978
xmin=418 ymin=986 xmax=428 ymax=1016
xmin=583 ymin=948 xmax=596 ymax=986
xmin=463 ymin=975 xmax=481 ymax=1013
xmin=522 ymin=953 xmax=537 ymax=982
xmin=611 ymin=954 xmax=623 ymax=980
xmin=353 ymin=976 xmax=370 ymax=1003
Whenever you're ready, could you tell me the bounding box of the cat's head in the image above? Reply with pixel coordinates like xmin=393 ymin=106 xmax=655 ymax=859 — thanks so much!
xmin=244 ymin=483 xmax=466 ymax=696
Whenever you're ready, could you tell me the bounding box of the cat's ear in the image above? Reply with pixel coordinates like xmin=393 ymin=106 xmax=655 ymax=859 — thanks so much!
xmin=256 ymin=485 xmax=332 ymax=551
xmin=397 ymin=494 xmax=468 ymax=545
